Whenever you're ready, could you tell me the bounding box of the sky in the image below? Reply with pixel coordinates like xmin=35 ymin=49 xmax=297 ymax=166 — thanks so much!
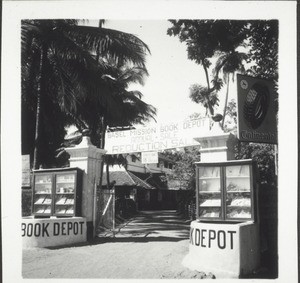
xmin=89 ymin=20 xmax=236 ymax=126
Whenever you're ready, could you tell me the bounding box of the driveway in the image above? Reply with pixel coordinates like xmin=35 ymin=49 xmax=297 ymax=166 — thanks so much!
xmin=22 ymin=210 xmax=214 ymax=279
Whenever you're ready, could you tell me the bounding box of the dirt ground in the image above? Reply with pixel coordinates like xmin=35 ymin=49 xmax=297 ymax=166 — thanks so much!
xmin=22 ymin=210 xmax=216 ymax=279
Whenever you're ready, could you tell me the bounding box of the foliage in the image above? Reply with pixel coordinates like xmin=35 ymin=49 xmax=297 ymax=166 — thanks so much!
xmin=167 ymin=20 xmax=247 ymax=62
xmin=236 ymin=142 xmax=276 ymax=185
xmin=167 ymin=20 xmax=278 ymax=123
xmin=84 ymin=65 xmax=156 ymax=147
xmin=21 ymin=19 xmax=153 ymax=168
xmin=189 ymin=84 xmax=219 ymax=115
xmin=223 ymin=101 xmax=277 ymax=185
xmin=163 ymin=147 xmax=200 ymax=191
xmin=167 ymin=20 xmax=249 ymax=117
xmin=167 ymin=20 xmax=278 ymax=187
xmin=246 ymin=20 xmax=278 ymax=81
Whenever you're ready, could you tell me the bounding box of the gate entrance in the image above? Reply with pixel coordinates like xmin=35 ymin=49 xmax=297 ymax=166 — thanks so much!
xmin=96 ymin=188 xmax=115 ymax=235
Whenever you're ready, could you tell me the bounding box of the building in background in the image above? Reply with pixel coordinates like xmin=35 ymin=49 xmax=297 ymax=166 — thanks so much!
xmin=102 ymin=153 xmax=180 ymax=210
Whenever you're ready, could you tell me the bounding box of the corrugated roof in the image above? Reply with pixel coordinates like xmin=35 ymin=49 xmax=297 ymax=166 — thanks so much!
xmin=128 ymin=171 xmax=168 ymax=190
xmin=127 ymin=171 xmax=155 ymax=190
xmin=102 ymin=170 xmax=155 ymax=190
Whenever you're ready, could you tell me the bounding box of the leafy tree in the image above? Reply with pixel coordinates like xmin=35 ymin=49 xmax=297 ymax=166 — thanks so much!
xmin=167 ymin=20 xmax=278 ymax=122
xmin=167 ymin=19 xmax=278 ymax=185
xmin=22 ymin=19 xmax=150 ymax=169
xmin=82 ymin=65 xmax=156 ymax=148
xmin=163 ymin=147 xmax=200 ymax=191
xmin=167 ymin=20 xmax=248 ymax=119
xmin=223 ymin=100 xmax=277 ymax=185
xmin=246 ymin=20 xmax=278 ymax=81
xmin=213 ymin=51 xmax=248 ymax=129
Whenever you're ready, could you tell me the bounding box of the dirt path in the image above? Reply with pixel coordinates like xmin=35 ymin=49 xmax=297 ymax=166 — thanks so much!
xmin=22 ymin=210 xmax=213 ymax=279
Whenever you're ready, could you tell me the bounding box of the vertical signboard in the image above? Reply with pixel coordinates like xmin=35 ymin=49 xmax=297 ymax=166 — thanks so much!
xmin=141 ymin=151 xmax=158 ymax=164
xmin=22 ymin=154 xmax=31 ymax=187
xmin=237 ymin=74 xmax=277 ymax=144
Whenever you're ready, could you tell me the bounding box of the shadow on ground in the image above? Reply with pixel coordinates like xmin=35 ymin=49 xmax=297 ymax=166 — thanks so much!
xmin=47 ymin=210 xmax=191 ymax=249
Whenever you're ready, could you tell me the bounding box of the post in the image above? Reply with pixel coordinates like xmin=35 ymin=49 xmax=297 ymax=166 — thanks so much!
xmin=93 ymin=180 xmax=97 ymax=238
xmin=65 ymin=134 xmax=106 ymax=240
xmin=112 ymin=186 xmax=115 ymax=237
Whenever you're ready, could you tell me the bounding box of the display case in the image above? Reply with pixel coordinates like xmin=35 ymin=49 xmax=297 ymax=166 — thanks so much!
xmin=196 ymin=159 xmax=257 ymax=222
xmin=32 ymin=167 xmax=82 ymax=217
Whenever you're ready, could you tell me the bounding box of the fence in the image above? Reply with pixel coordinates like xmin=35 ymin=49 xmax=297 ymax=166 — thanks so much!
xmin=96 ymin=188 xmax=115 ymax=236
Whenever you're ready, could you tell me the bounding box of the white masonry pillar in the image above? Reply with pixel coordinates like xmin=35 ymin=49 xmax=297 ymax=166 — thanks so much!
xmin=194 ymin=122 xmax=237 ymax=162
xmin=65 ymin=135 xmax=106 ymax=240
xmin=182 ymin=123 xmax=261 ymax=278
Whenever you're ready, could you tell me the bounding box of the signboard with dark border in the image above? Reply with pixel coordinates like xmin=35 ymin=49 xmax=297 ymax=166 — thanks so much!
xmin=237 ymin=74 xmax=277 ymax=144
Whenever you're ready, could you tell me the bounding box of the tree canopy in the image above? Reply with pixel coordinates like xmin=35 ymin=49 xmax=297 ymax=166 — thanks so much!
xmin=21 ymin=20 xmax=154 ymax=168
xmin=167 ymin=20 xmax=278 ymax=119
xmin=167 ymin=20 xmax=278 ymax=187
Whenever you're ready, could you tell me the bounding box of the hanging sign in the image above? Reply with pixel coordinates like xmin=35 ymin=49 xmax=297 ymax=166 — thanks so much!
xmin=141 ymin=151 xmax=158 ymax=164
xmin=105 ymin=118 xmax=210 ymax=154
xmin=22 ymin=154 xmax=31 ymax=187
xmin=237 ymin=74 xmax=277 ymax=144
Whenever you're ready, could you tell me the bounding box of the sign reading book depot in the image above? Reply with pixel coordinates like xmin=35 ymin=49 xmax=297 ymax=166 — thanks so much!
xmin=22 ymin=217 xmax=87 ymax=248
xmin=183 ymin=221 xmax=260 ymax=277
xmin=105 ymin=118 xmax=210 ymax=154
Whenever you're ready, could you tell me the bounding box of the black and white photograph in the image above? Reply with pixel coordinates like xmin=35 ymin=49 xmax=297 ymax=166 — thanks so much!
xmin=1 ymin=1 xmax=298 ymax=282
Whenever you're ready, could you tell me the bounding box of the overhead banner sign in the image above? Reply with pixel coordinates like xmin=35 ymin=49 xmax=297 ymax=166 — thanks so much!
xmin=105 ymin=118 xmax=210 ymax=154
xmin=237 ymin=74 xmax=277 ymax=144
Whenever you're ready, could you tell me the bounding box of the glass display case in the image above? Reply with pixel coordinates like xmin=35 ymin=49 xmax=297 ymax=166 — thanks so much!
xmin=32 ymin=168 xmax=82 ymax=217
xmin=196 ymin=159 xmax=257 ymax=222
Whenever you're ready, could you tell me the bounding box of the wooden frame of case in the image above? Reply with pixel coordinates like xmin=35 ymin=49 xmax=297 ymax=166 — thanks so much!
xmin=32 ymin=167 xmax=82 ymax=217
xmin=195 ymin=159 xmax=257 ymax=222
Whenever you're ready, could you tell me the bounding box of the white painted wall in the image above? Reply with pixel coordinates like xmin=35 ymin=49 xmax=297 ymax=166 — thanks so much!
xmin=182 ymin=221 xmax=260 ymax=278
xmin=22 ymin=217 xmax=87 ymax=248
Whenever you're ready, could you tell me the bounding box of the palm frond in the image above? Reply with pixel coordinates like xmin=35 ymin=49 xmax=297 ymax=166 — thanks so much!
xmin=63 ymin=25 xmax=150 ymax=67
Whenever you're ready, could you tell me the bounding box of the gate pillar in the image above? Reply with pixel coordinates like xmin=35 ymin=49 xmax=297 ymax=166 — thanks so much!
xmin=194 ymin=122 xmax=237 ymax=162
xmin=65 ymin=134 xmax=106 ymax=240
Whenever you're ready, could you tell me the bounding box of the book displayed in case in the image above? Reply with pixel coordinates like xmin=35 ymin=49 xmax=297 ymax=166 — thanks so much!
xmin=32 ymin=168 xmax=82 ymax=217
xmin=196 ymin=159 xmax=257 ymax=222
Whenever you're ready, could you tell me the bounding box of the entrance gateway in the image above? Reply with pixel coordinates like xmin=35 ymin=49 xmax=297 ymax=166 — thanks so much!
xmin=180 ymin=124 xmax=260 ymax=278
xmin=22 ymin=118 xmax=260 ymax=278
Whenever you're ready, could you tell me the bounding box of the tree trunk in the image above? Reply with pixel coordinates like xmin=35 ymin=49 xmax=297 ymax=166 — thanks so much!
xmin=33 ymin=45 xmax=47 ymax=169
xmin=97 ymin=19 xmax=107 ymax=188
xmin=98 ymin=116 xmax=107 ymax=188
xmin=106 ymin=162 xmax=110 ymax=189
xmin=201 ymin=59 xmax=214 ymax=117
xmin=221 ymin=73 xmax=230 ymax=130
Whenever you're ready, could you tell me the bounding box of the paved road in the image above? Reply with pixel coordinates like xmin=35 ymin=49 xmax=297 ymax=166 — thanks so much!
xmin=113 ymin=210 xmax=191 ymax=239
xmin=22 ymin=210 xmax=212 ymax=279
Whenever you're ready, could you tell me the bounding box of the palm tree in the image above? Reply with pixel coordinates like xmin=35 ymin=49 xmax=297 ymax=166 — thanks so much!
xmin=72 ymin=64 xmax=156 ymax=187
xmin=21 ymin=19 xmax=150 ymax=169
xmin=213 ymin=51 xmax=247 ymax=129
